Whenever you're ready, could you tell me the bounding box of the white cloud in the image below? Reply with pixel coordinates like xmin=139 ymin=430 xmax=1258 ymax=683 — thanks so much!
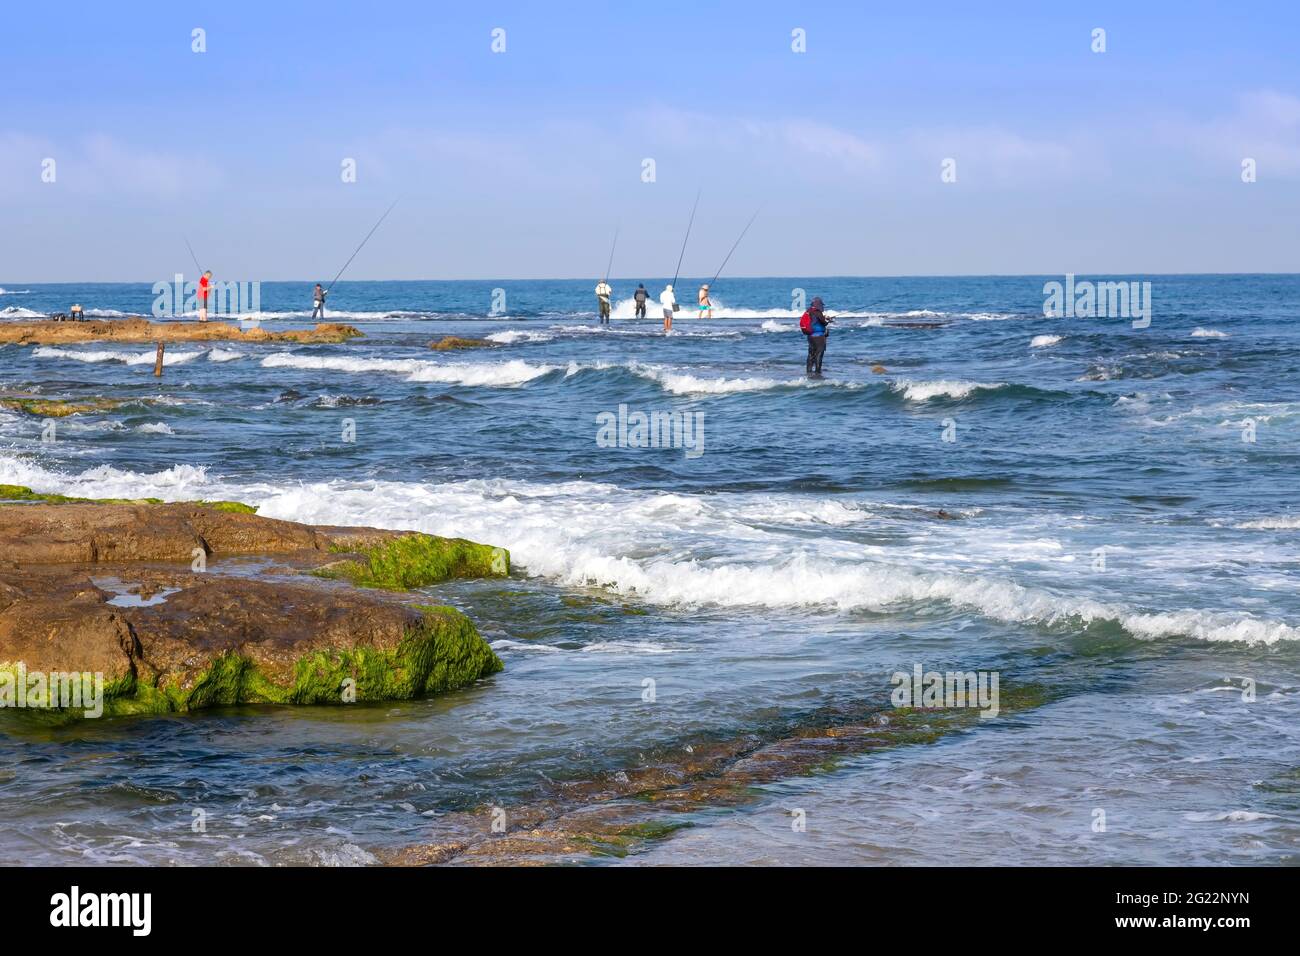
xmin=1165 ymin=89 xmax=1300 ymax=177
xmin=0 ymin=131 xmax=225 ymax=199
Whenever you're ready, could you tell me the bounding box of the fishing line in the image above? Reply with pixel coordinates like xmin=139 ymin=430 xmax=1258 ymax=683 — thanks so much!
xmin=183 ymin=236 xmax=202 ymax=274
xmin=603 ymin=225 xmax=619 ymax=283
xmin=670 ymin=190 xmax=701 ymax=291
xmin=327 ymin=198 xmax=400 ymax=293
xmin=708 ymin=206 xmax=761 ymax=287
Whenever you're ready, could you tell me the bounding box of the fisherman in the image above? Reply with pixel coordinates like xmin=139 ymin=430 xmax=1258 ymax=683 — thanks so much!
xmin=198 ymin=270 xmax=212 ymax=322
xmin=660 ymin=283 xmax=677 ymax=333
xmin=698 ymin=283 xmax=712 ymax=318
xmin=594 ymin=278 xmax=612 ymax=324
xmin=801 ymin=296 xmax=832 ymax=377
xmin=633 ymin=283 xmax=650 ymax=319
xmin=312 ymin=283 xmax=327 ymax=320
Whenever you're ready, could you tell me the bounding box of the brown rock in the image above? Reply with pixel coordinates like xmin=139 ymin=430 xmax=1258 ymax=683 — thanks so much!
xmin=0 ymin=503 xmax=506 ymax=716
xmin=429 ymin=336 xmax=494 ymax=351
xmin=0 ymin=318 xmax=362 ymax=345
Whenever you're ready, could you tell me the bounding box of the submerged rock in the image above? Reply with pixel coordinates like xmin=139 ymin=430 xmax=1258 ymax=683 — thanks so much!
xmin=0 ymin=397 xmax=127 ymax=418
xmin=429 ymin=336 xmax=494 ymax=351
xmin=0 ymin=500 xmax=509 ymax=717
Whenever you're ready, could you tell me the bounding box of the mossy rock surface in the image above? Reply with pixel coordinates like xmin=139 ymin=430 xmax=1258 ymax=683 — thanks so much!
xmin=0 ymin=499 xmax=511 ymax=721
xmin=1 ymin=583 xmax=502 ymax=720
xmin=0 ymin=483 xmax=253 ymax=512
xmin=0 ymin=397 xmax=126 ymax=418
xmin=314 ymin=533 xmax=509 ymax=590
xmin=91 ymin=605 xmax=502 ymax=716
xmin=429 ymin=336 xmax=494 ymax=351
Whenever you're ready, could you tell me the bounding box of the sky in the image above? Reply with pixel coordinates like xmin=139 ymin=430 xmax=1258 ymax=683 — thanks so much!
xmin=1 ymin=1 xmax=1299 ymax=282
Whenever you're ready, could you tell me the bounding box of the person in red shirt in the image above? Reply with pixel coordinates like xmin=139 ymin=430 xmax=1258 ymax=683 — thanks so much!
xmin=198 ymin=270 xmax=212 ymax=322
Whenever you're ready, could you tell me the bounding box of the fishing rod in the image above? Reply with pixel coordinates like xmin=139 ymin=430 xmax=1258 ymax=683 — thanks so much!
xmin=183 ymin=236 xmax=203 ymax=275
xmin=603 ymin=225 xmax=619 ymax=283
xmin=707 ymin=206 xmax=761 ymax=288
xmin=670 ymin=190 xmax=701 ymax=297
xmin=326 ymin=198 xmax=400 ymax=293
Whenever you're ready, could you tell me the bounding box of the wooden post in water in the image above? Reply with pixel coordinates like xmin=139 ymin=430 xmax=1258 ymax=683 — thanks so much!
xmin=153 ymin=342 xmax=164 ymax=377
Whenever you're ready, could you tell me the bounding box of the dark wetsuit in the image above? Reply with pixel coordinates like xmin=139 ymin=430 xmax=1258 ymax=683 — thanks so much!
xmin=634 ymin=287 xmax=649 ymax=318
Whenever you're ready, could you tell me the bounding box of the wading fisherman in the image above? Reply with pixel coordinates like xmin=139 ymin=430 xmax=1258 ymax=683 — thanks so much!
xmin=634 ymin=283 xmax=650 ymax=318
xmin=198 ymin=270 xmax=212 ymax=322
xmin=660 ymin=283 xmax=677 ymax=333
xmin=595 ymin=278 xmax=613 ymax=324
xmin=698 ymin=283 xmax=712 ymax=318
xmin=800 ymin=296 xmax=832 ymax=376
xmin=312 ymin=283 xmax=327 ymax=319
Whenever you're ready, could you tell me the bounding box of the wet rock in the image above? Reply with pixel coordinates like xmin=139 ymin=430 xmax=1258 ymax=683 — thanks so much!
xmin=429 ymin=336 xmax=494 ymax=351
xmin=0 ymin=500 xmax=509 ymax=716
xmin=0 ymin=319 xmax=362 ymax=345
xmin=0 ymin=397 xmax=127 ymax=418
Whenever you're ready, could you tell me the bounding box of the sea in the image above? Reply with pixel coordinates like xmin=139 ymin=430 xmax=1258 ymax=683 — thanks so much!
xmin=1 ymin=274 xmax=1297 ymax=865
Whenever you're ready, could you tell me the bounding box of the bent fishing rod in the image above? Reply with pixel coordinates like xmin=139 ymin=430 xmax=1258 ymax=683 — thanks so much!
xmin=707 ymin=206 xmax=761 ymax=289
xmin=603 ymin=225 xmax=619 ymax=283
xmin=327 ymin=198 xmax=400 ymax=294
xmin=183 ymin=236 xmax=203 ymax=275
xmin=669 ymin=190 xmax=701 ymax=300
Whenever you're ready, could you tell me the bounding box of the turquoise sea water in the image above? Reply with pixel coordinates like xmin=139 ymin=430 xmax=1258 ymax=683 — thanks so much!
xmin=1 ymin=274 xmax=1298 ymax=865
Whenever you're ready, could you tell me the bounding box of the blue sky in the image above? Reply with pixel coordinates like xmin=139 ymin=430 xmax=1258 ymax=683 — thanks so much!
xmin=2 ymin=1 xmax=1298 ymax=281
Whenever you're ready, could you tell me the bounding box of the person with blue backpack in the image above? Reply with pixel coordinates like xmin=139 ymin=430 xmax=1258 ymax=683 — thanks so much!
xmin=799 ymin=296 xmax=832 ymax=376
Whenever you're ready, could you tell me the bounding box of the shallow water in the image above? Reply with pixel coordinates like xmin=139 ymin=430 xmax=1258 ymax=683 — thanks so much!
xmin=2 ymin=275 xmax=1298 ymax=865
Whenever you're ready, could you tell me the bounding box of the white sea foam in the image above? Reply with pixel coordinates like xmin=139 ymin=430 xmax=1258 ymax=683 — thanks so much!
xmin=3 ymin=455 xmax=1295 ymax=646
xmin=486 ymin=329 xmax=554 ymax=344
xmin=581 ymin=641 xmax=678 ymax=654
xmin=33 ymin=346 xmax=203 ymax=366
xmin=207 ymin=348 xmax=243 ymax=362
xmin=136 ymin=422 xmax=175 ymax=435
xmin=890 ymin=379 xmax=1001 ymax=401
xmin=1183 ymin=810 xmax=1275 ymax=823
xmin=490 ymin=639 xmax=562 ymax=654
xmin=407 ymin=360 xmax=554 ymax=387
xmin=1235 ymin=516 xmax=1300 ymax=530
xmin=260 ymin=352 xmax=556 ymax=387
xmin=1030 ymin=334 xmax=1063 ymax=348
xmin=611 ymin=361 xmax=863 ymax=396
xmin=0 ymin=288 xmax=32 ymax=295
xmin=631 ymin=365 xmax=796 ymax=395
xmin=1190 ymin=328 xmax=1229 ymax=338
xmin=0 ymin=306 xmax=46 ymax=318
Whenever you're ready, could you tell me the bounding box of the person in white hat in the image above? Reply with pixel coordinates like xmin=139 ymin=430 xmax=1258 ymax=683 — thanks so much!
xmin=697 ymin=283 xmax=712 ymax=318
xmin=659 ymin=283 xmax=677 ymax=333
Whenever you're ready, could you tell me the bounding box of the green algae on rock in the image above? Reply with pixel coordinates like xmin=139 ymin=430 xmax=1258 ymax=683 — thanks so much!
xmin=0 ymin=503 xmax=510 ymax=720
xmin=314 ymin=533 xmax=510 ymax=590
xmin=77 ymin=606 xmax=502 ymax=717
xmin=429 ymin=336 xmax=495 ymax=351
xmin=0 ymin=397 xmax=127 ymax=418
xmin=0 ymin=483 xmax=254 ymax=513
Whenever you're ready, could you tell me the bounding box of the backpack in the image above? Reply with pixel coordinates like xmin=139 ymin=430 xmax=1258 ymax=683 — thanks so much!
xmin=799 ymin=310 xmax=813 ymax=334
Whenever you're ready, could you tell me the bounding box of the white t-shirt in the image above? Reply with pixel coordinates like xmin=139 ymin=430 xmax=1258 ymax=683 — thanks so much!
xmin=659 ymin=288 xmax=675 ymax=310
